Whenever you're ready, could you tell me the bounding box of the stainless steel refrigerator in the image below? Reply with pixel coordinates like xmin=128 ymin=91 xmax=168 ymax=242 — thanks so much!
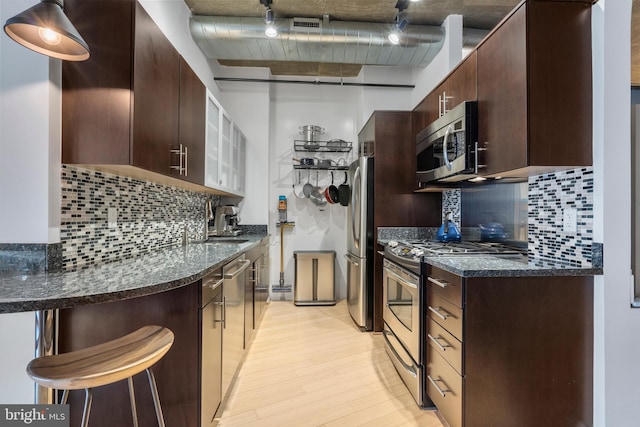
xmin=345 ymin=156 xmax=374 ymax=331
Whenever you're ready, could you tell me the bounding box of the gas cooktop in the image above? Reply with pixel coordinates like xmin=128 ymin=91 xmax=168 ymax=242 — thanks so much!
xmin=384 ymin=239 xmax=527 ymax=271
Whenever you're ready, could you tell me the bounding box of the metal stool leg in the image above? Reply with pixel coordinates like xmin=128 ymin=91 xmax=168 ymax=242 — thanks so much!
xmin=60 ymin=389 xmax=69 ymax=404
xmin=128 ymin=377 xmax=139 ymax=427
xmin=81 ymin=388 xmax=93 ymax=427
xmin=146 ymin=368 xmax=165 ymax=427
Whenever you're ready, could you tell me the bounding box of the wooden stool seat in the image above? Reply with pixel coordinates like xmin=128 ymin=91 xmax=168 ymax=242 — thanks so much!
xmin=26 ymin=325 xmax=174 ymax=427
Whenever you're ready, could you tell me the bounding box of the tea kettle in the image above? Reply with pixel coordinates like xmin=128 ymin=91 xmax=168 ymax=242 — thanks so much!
xmin=479 ymin=222 xmax=507 ymax=242
xmin=437 ymin=212 xmax=462 ymax=242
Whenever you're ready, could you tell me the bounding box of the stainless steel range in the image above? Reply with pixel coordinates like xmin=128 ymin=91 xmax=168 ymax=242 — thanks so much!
xmin=384 ymin=240 xmax=526 ymax=272
xmin=381 ymin=239 xmax=526 ymax=409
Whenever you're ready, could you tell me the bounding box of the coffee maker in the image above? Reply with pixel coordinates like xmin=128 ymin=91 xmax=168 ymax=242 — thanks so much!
xmin=213 ymin=205 xmax=242 ymax=236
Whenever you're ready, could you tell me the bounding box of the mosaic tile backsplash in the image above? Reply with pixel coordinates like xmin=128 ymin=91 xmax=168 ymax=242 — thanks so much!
xmin=61 ymin=165 xmax=220 ymax=269
xmin=442 ymin=189 xmax=461 ymax=228
xmin=528 ymin=167 xmax=594 ymax=267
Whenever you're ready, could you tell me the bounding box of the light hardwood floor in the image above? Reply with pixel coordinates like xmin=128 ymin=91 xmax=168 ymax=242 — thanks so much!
xmin=216 ymin=301 xmax=444 ymax=427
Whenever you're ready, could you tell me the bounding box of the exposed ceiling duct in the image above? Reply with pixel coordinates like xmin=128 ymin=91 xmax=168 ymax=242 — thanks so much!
xmin=189 ymin=15 xmax=446 ymax=68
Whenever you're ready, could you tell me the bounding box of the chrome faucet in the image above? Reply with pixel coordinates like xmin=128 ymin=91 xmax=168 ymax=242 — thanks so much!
xmin=204 ymin=198 xmax=214 ymax=240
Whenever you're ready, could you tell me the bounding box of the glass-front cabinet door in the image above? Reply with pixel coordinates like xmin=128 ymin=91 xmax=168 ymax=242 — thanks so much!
xmin=205 ymin=91 xmax=220 ymax=189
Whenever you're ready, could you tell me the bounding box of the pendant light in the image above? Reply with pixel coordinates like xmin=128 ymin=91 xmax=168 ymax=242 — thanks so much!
xmin=4 ymin=0 xmax=90 ymax=61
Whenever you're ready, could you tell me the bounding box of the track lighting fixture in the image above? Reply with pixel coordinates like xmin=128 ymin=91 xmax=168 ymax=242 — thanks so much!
xmin=260 ymin=0 xmax=277 ymax=38
xmin=388 ymin=15 xmax=408 ymax=45
xmin=3 ymin=0 xmax=90 ymax=61
xmin=265 ymin=7 xmax=277 ymax=38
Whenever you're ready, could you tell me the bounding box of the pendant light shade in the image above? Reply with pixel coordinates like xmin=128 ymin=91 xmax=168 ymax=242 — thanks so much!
xmin=4 ymin=0 xmax=90 ymax=61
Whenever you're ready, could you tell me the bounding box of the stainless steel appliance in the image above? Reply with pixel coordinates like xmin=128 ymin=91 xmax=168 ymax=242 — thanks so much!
xmin=200 ymin=269 xmax=224 ymax=425
xmin=213 ymin=205 xmax=242 ymax=236
xmin=345 ymin=156 xmax=374 ymax=331
xmin=382 ymin=258 xmax=423 ymax=406
xmin=416 ymin=101 xmax=481 ymax=186
xmin=221 ymin=255 xmax=250 ymax=398
xmin=382 ymin=239 xmax=526 ymax=408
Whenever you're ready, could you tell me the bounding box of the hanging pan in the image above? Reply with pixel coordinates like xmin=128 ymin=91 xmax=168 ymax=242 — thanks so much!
xmin=338 ymin=171 xmax=350 ymax=206
xmin=325 ymin=172 xmax=340 ymax=204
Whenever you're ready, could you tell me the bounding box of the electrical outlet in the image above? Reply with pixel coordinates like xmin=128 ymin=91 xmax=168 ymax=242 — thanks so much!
xmin=563 ymin=208 xmax=577 ymax=233
xmin=108 ymin=207 xmax=118 ymax=228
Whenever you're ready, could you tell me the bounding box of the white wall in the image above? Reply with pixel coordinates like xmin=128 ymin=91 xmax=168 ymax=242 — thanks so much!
xmin=592 ymin=1 xmax=640 ymax=425
xmin=217 ymin=67 xmax=272 ymax=226
xmin=0 ymin=0 xmax=57 ymax=404
xmin=1 ymin=1 xmax=59 ymax=244
xmin=267 ymin=83 xmax=360 ymax=299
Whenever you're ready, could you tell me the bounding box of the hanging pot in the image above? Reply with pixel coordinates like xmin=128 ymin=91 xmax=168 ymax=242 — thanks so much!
xmin=338 ymin=171 xmax=350 ymax=206
xmin=302 ymin=169 xmax=313 ymax=198
xmin=293 ymin=170 xmax=307 ymax=199
xmin=324 ymin=172 xmax=340 ymax=204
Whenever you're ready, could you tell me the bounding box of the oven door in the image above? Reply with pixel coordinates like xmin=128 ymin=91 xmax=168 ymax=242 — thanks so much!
xmin=382 ymin=259 xmax=420 ymax=361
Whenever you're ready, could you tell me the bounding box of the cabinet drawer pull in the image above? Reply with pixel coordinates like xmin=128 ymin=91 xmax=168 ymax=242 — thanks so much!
xmin=427 ymin=333 xmax=450 ymax=352
xmin=427 ymin=277 xmax=449 ymax=288
xmin=427 ymin=375 xmax=451 ymax=397
xmin=428 ymin=305 xmax=450 ymax=321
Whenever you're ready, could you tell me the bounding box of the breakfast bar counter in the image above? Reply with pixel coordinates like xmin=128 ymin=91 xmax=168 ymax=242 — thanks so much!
xmin=0 ymin=234 xmax=268 ymax=314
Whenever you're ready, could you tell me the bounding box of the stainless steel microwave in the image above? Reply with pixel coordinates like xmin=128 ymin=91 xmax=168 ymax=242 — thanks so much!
xmin=416 ymin=100 xmax=481 ymax=186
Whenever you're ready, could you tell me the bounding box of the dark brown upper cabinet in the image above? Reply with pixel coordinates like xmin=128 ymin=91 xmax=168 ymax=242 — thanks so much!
xmin=476 ymin=0 xmax=592 ymax=178
xmin=62 ymin=0 xmax=206 ymax=187
xmin=413 ymin=52 xmax=477 ymax=140
xmin=178 ymin=57 xmax=206 ymax=186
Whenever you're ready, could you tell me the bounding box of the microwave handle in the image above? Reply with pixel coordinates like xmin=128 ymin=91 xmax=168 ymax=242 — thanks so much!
xmin=443 ymin=125 xmax=453 ymax=171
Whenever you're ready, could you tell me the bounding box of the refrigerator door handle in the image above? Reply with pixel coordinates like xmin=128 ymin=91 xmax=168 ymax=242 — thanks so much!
xmin=351 ymin=165 xmax=361 ymax=248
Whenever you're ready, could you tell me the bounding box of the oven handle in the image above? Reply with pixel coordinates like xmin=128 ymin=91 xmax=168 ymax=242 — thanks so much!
xmin=427 ymin=375 xmax=451 ymax=397
xmin=382 ymin=330 xmax=417 ymax=378
xmin=427 ymin=276 xmax=450 ymax=289
xmin=224 ymin=260 xmax=251 ymax=279
xmin=383 ymin=266 xmax=417 ymax=289
xmin=428 ymin=305 xmax=450 ymax=321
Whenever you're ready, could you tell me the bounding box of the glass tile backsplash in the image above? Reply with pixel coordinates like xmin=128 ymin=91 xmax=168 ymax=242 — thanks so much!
xmin=528 ymin=167 xmax=594 ymax=267
xmin=60 ymin=165 xmax=220 ymax=269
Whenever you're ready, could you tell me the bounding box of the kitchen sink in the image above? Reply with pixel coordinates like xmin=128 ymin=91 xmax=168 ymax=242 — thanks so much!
xmin=205 ymin=238 xmax=249 ymax=244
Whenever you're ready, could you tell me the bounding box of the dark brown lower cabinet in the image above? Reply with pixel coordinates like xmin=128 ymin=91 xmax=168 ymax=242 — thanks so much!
xmin=58 ymin=282 xmax=201 ymax=427
xmin=426 ymin=269 xmax=593 ymax=427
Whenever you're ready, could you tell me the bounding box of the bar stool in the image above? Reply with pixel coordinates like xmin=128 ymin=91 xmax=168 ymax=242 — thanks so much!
xmin=26 ymin=325 xmax=174 ymax=427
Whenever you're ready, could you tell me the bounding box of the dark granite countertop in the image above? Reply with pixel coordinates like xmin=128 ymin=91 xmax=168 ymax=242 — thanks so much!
xmin=0 ymin=234 xmax=268 ymax=313
xmin=424 ymin=255 xmax=602 ymax=277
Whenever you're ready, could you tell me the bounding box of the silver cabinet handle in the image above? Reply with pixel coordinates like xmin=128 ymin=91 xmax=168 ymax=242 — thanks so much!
xmin=206 ymin=278 xmax=224 ymax=290
xmin=427 ymin=277 xmax=449 ymax=289
xmin=170 ymin=144 xmax=187 ymax=175
xmin=224 ymin=259 xmax=251 ymax=279
xmin=184 ymin=145 xmax=188 ymax=177
xmin=427 ymin=333 xmax=450 ymax=352
xmin=214 ymin=297 xmax=226 ymax=328
xmin=427 ymin=375 xmax=451 ymax=397
xmin=428 ymin=305 xmax=450 ymax=321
